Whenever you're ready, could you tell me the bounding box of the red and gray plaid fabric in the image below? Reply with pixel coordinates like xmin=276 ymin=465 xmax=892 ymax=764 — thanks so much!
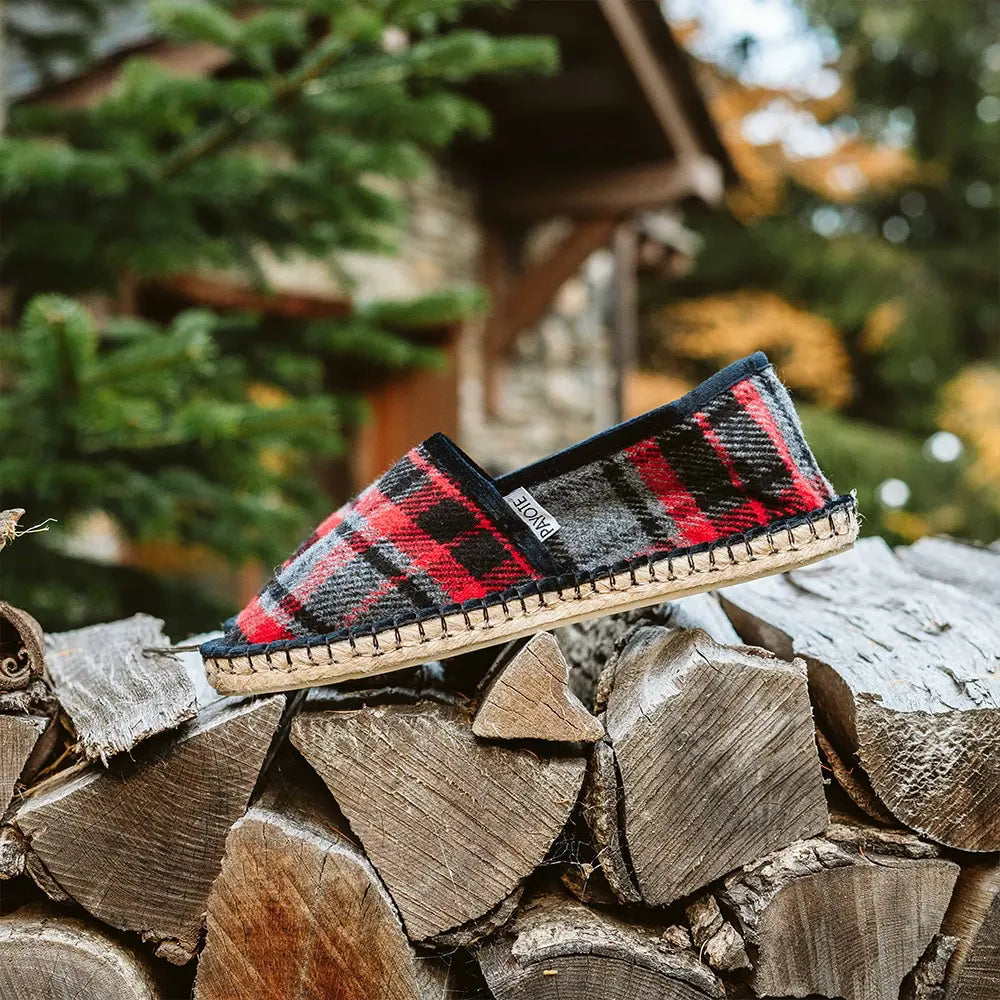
xmin=205 ymin=354 xmax=839 ymax=656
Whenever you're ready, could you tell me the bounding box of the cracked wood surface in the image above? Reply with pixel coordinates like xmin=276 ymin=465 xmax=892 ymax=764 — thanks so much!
xmin=45 ymin=615 xmax=197 ymax=762
xmin=0 ymin=714 xmax=46 ymax=815
xmin=195 ymin=762 xmax=452 ymax=1000
xmin=556 ymin=593 xmax=740 ymax=709
xmin=14 ymin=696 xmax=282 ymax=962
xmin=717 ymin=835 xmax=958 ymax=1000
xmin=473 ymin=632 xmax=604 ymax=743
xmin=476 ymin=886 xmax=724 ymax=1000
xmin=599 ymin=627 xmax=827 ymax=904
xmin=291 ymin=700 xmax=586 ymax=941
xmin=898 ymin=536 xmax=1000 ymax=605
xmin=721 ymin=538 xmax=1000 ymax=851
xmin=0 ymin=905 xmax=163 ymax=1000
xmin=581 ymin=736 xmax=642 ymax=904
xmin=940 ymin=858 xmax=1000 ymax=1000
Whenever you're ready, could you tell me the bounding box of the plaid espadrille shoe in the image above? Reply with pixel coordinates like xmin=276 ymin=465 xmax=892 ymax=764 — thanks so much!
xmin=202 ymin=353 xmax=858 ymax=694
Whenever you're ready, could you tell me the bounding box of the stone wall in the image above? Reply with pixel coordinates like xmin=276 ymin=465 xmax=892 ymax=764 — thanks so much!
xmin=458 ymin=225 xmax=619 ymax=475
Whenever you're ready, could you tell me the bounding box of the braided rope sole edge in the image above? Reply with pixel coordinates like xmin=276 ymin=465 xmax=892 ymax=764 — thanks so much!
xmin=206 ymin=501 xmax=859 ymax=695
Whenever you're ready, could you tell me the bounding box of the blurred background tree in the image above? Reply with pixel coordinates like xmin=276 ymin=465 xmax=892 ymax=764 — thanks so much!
xmin=0 ymin=0 xmax=555 ymax=633
xmin=645 ymin=0 xmax=1000 ymax=543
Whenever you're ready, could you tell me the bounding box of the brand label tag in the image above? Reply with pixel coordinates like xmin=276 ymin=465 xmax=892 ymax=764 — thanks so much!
xmin=503 ymin=487 xmax=561 ymax=542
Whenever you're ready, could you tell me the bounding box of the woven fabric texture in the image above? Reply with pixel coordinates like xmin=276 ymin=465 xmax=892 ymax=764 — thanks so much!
xmin=228 ymin=441 xmax=539 ymax=646
xmin=498 ymin=367 xmax=833 ymax=573
xmin=210 ymin=356 xmax=838 ymax=652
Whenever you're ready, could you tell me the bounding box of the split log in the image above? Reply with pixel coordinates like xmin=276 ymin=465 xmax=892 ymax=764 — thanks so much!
xmin=593 ymin=627 xmax=827 ymax=904
xmin=814 ymin=725 xmax=895 ymax=825
xmin=556 ymin=593 xmax=740 ymax=708
xmin=685 ymin=894 xmax=750 ymax=973
xmin=45 ymin=615 xmax=197 ymax=762
xmin=476 ymin=887 xmax=724 ymax=1000
xmin=900 ymin=935 xmax=959 ymax=1000
xmin=716 ymin=834 xmax=959 ymax=1000
xmin=721 ymin=538 xmax=1000 ymax=851
xmin=898 ymin=535 xmax=1000 ymax=605
xmin=940 ymin=859 xmax=1000 ymax=1000
xmin=291 ymin=700 xmax=586 ymax=941
xmin=0 ymin=905 xmax=163 ymax=1000
xmin=473 ymin=632 xmax=604 ymax=743
xmin=0 ymin=715 xmax=46 ymax=815
xmin=581 ymin=737 xmax=641 ymax=903
xmin=14 ymin=695 xmax=283 ymax=962
xmin=0 ymin=602 xmax=45 ymax=690
xmin=195 ymin=758 xmax=453 ymax=1000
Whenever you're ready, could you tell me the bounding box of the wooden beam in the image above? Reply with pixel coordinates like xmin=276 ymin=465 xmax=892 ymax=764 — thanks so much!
xmin=161 ymin=273 xmax=352 ymax=320
xmin=490 ymin=157 xmax=723 ymax=220
xmin=611 ymin=222 xmax=639 ymax=422
xmin=482 ymin=218 xmax=617 ymax=413
xmin=597 ymin=0 xmax=703 ymax=163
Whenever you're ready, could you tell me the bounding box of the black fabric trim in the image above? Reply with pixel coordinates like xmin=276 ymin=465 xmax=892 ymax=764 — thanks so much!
xmin=497 ymin=352 xmax=771 ymax=492
xmin=421 ymin=431 xmax=560 ymax=577
xmin=201 ymin=492 xmax=855 ymax=661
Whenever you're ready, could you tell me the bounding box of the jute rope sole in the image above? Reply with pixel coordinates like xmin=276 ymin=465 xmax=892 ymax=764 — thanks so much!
xmin=206 ymin=501 xmax=859 ymax=695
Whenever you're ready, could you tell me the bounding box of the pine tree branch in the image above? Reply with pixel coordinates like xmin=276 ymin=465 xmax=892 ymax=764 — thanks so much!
xmin=160 ymin=34 xmax=348 ymax=179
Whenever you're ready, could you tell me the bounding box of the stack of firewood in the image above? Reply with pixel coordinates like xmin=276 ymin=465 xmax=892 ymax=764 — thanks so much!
xmin=0 ymin=535 xmax=998 ymax=1000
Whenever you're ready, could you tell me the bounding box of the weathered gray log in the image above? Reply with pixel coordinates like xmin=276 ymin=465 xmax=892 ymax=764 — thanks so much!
xmin=473 ymin=632 xmax=604 ymax=743
xmin=0 ymin=905 xmax=163 ymax=1000
xmin=45 ymin=615 xmax=197 ymax=762
xmin=0 ymin=602 xmax=45 ymax=690
xmin=940 ymin=859 xmax=1000 ymax=1000
xmin=476 ymin=887 xmax=724 ymax=1000
xmin=594 ymin=627 xmax=827 ymax=904
xmin=721 ymin=538 xmax=1000 ymax=851
xmin=716 ymin=834 xmax=959 ymax=1000
xmin=14 ymin=695 xmax=282 ymax=962
xmin=291 ymin=700 xmax=586 ymax=941
xmin=556 ymin=593 xmax=740 ymax=708
xmin=195 ymin=760 xmax=453 ymax=1000
xmin=0 ymin=714 xmax=46 ymax=815
xmin=898 ymin=536 xmax=1000 ymax=605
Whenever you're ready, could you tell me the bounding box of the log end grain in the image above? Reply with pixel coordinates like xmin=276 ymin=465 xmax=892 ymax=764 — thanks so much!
xmin=603 ymin=627 xmax=828 ymax=904
xmin=292 ymin=701 xmax=586 ymax=941
xmin=15 ymin=695 xmax=284 ymax=962
xmin=0 ymin=905 xmax=163 ymax=1000
xmin=473 ymin=633 xmax=604 ymax=743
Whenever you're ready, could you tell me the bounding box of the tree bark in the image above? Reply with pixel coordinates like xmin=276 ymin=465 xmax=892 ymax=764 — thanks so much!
xmin=580 ymin=736 xmax=642 ymax=903
xmin=716 ymin=833 xmax=958 ymax=1000
xmin=473 ymin=632 xmax=604 ymax=743
xmin=291 ymin=700 xmax=586 ymax=942
xmin=14 ymin=695 xmax=283 ymax=962
xmin=593 ymin=627 xmax=827 ymax=904
xmin=195 ymin=757 xmax=453 ymax=1000
xmin=721 ymin=538 xmax=1000 ymax=851
xmin=0 ymin=905 xmax=164 ymax=1000
xmin=0 ymin=602 xmax=45 ymax=691
xmin=45 ymin=615 xmax=197 ymax=763
xmin=476 ymin=886 xmax=724 ymax=1000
